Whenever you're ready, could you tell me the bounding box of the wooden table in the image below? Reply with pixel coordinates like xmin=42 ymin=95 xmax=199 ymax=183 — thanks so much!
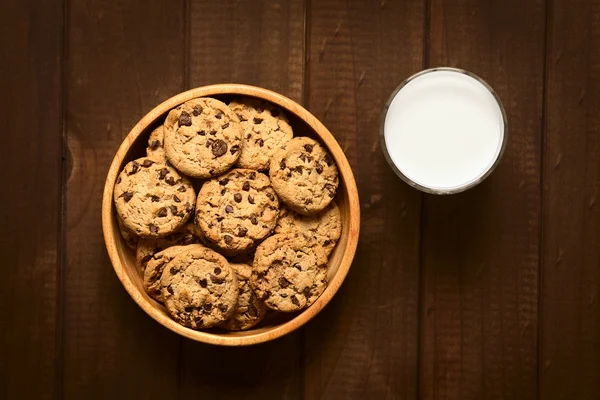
xmin=2 ymin=0 xmax=598 ymax=399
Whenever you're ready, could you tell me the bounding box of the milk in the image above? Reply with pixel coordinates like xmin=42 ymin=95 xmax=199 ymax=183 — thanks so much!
xmin=382 ymin=69 xmax=506 ymax=193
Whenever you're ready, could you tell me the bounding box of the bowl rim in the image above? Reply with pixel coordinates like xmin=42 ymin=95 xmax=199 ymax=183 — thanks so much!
xmin=102 ymin=84 xmax=360 ymax=346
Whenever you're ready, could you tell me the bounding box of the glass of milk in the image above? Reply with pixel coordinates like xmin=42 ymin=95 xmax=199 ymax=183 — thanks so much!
xmin=381 ymin=68 xmax=507 ymax=194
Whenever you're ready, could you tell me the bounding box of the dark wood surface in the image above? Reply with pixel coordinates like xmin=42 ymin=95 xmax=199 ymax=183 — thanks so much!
xmin=1 ymin=0 xmax=598 ymax=399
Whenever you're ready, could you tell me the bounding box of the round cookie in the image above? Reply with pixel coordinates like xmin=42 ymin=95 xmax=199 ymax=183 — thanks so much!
xmin=195 ymin=168 xmax=279 ymax=253
xmin=146 ymin=125 xmax=166 ymax=162
xmin=135 ymin=222 xmax=202 ymax=271
xmin=143 ymin=244 xmax=204 ymax=303
xmin=163 ymin=98 xmax=243 ymax=178
xmin=161 ymin=246 xmax=238 ymax=329
xmin=219 ymin=263 xmax=268 ymax=331
xmin=114 ymin=157 xmax=196 ymax=238
xmin=269 ymin=137 xmax=339 ymax=215
xmin=275 ymin=202 xmax=342 ymax=255
xmin=228 ymin=98 xmax=293 ymax=171
xmin=251 ymin=233 xmax=328 ymax=312
xmin=117 ymin=217 xmax=138 ymax=250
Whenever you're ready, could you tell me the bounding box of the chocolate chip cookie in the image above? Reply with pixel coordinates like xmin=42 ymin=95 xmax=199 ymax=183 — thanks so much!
xmin=219 ymin=263 xmax=268 ymax=331
xmin=251 ymin=233 xmax=328 ymax=312
xmin=135 ymin=222 xmax=202 ymax=271
xmin=117 ymin=216 xmax=138 ymax=250
xmin=275 ymin=202 xmax=342 ymax=255
xmin=161 ymin=246 xmax=238 ymax=329
xmin=164 ymin=98 xmax=243 ymax=178
xmin=114 ymin=157 xmax=196 ymax=237
xmin=269 ymin=137 xmax=339 ymax=215
xmin=143 ymin=244 xmax=204 ymax=303
xmin=146 ymin=125 xmax=166 ymax=162
xmin=195 ymin=168 xmax=280 ymax=253
xmin=228 ymin=98 xmax=293 ymax=171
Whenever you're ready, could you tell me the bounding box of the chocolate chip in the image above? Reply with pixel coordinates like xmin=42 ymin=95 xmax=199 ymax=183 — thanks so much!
xmin=221 ymin=123 xmax=229 ymax=129
xmin=304 ymin=144 xmax=314 ymax=153
xmin=178 ymin=185 xmax=187 ymax=192
xmin=324 ymin=183 xmax=336 ymax=197
xmin=199 ymin=279 xmax=207 ymax=288
xmin=234 ymin=193 xmax=242 ymax=203
xmin=280 ymin=159 xmax=286 ymax=170
xmin=278 ymin=277 xmax=290 ymax=288
xmin=225 ymin=205 xmax=233 ymax=213
xmin=173 ymin=195 xmax=181 ymax=203
xmin=198 ymin=130 xmax=206 ymax=136
xmin=291 ymin=295 xmax=300 ymax=306
xmin=247 ymin=133 xmax=252 ymax=139
xmin=214 ymin=267 xmax=221 ymax=275
xmin=294 ymin=166 xmax=303 ymax=174
xmin=299 ymin=154 xmax=307 ymax=162
xmin=211 ymin=139 xmax=228 ymax=157
xmin=261 ymin=291 xmax=271 ymax=301
xmin=202 ymin=303 xmax=213 ymax=312
xmin=169 ymin=205 xmax=178 ymax=214
xmin=166 ymin=176 xmax=176 ymax=185
xmin=218 ymin=304 xmax=228 ymax=313
xmin=249 ymin=172 xmax=256 ymax=180
xmin=224 ymin=235 xmax=233 ymax=245
xmin=157 ymin=207 xmax=167 ymax=217
xmin=267 ymin=193 xmax=275 ymax=201
xmin=257 ymin=138 xmax=264 ymax=147
xmin=221 ymin=189 xmax=226 ymax=195
xmin=323 ymin=154 xmax=333 ymax=166
xmin=305 ymin=199 xmax=313 ymax=205
xmin=142 ymin=159 xmax=154 ymax=167
xmin=209 ymin=130 xmax=217 ymax=136
xmin=271 ymin=108 xmax=280 ymax=117
xmin=178 ymin=111 xmax=192 ymax=126
xmin=236 ymin=113 xmax=247 ymax=121
xmin=167 ymin=285 xmax=174 ymax=294
xmin=194 ymin=317 xmax=203 ymax=327
xmin=316 ymin=163 xmax=324 ymax=174
xmin=248 ymin=195 xmax=255 ymax=204
xmin=211 ymin=275 xmax=225 ymax=284
xmin=251 ymin=216 xmax=258 ymax=225
xmin=323 ymin=239 xmax=332 ymax=247
xmin=237 ymin=227 xmax=247 ymax=237
xmin=293 ymin=263 xmax=302 ymax=271
xmin=193 ymin=106 xmax=202 ymax=116
xmin=121 ymin=191 xmax=133 ymax=202
xmin=149 ymin=140 xmax=160 ymax=150
xmin=158 ymin=168 xmax=169 ymax=180
xmin=303 ymin=287 xmax=311 ymax=297
xmin=129 ymin=161 xmax=140 ymax=175
xmin=253 ymin=117 xmax=263 ymax=124
xmin=215 ymin=112 xmax=223 ymax=119
xmin=209 ymin=169 xmax=216 ymax=176
xmin=229 ymin=145 xmax=240 ymax=155
xmin=219 ymin=178 xmax=229 ymax=186
xmin=149 ymin=224 xmax=159 ymax=234
xmin=242 ymin=182 xmax=250 ymax=191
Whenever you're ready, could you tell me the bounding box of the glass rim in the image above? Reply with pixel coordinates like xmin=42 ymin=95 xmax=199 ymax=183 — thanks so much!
xmin=379 ymin=67 xmax=508 ymax=195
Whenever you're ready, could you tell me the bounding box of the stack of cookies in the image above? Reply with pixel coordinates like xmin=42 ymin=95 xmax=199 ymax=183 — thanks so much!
xmin=113 ymin=96 xmax=342 ymax=331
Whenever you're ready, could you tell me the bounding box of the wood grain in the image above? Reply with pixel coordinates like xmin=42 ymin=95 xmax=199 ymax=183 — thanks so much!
xmin=420 ymin=1 xmax=546 ymax=399
xmin=541 ymin=1 xmax=600 ymax=398
xmin=63 ymin=0 xmax=185 ymax=398
xmin=303 ymin=0 xmax=425 ymax=398
xmin=0 ymin=0 xmax=63 ymax=398
xmin=181 ymin=1 xmax=306 ymax=398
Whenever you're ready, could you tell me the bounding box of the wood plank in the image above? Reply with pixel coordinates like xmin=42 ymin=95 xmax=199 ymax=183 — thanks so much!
xmin=420 ymin=1 xmax=546 ymax=399
xmin=540 ymin=1 xmax=600 ymax=398
xmin=0 ymin=0 xmax=63 ymax=398
xmin=303 ymin=1 xmax=425 ymax=398
xmin=181 ymin=1 xmax=305 ymax=399
xmin=62 ymin=0 xmax=185 ymax=398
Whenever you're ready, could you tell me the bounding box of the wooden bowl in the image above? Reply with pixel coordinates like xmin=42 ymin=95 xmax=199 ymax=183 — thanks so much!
xmin=102 ymin=84 xmax=360 ymax=346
